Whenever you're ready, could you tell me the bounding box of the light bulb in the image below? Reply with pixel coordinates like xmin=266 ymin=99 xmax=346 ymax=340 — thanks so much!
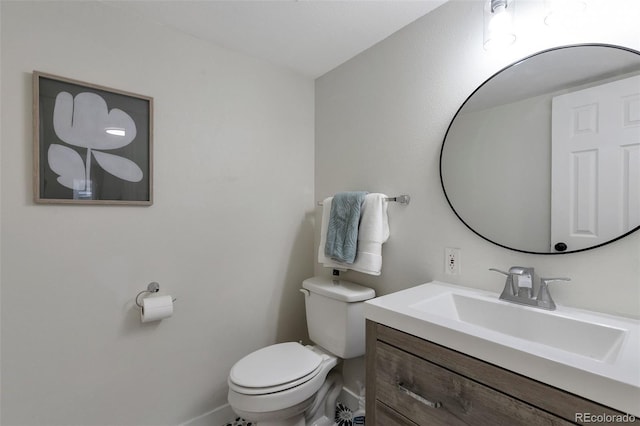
xmin=484 ymin=0 xmax=516 ymax=51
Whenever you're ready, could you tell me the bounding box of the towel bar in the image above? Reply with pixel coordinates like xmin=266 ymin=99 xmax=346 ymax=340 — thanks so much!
xmin=317 ymin=194 xmax=410 ymax=206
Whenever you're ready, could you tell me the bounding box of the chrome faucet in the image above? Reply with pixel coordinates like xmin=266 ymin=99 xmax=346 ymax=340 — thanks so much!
xmin=490 ymin=267 xmax=570 ymax=310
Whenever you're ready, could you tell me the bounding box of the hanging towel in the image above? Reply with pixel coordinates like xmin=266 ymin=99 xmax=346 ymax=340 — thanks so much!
xmin=318 ymin=193 xmax=390 ymax=276
xmin=324 ymin=191 xmax=368 ymax=263
xmin=318 ymin=197 xmax=348 ymax=273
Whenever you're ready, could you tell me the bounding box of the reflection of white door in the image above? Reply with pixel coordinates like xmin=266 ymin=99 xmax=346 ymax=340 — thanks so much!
xmin=551 ymin=75 xmax=640 ymax=252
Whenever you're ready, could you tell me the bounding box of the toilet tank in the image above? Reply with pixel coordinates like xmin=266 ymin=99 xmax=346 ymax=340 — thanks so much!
xmin=301 ymin=277 xmax=375 ymax=359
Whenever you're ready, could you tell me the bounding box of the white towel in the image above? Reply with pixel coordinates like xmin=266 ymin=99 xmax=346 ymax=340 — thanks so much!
xmin=318 ymin=193 xmax=390 ymax=276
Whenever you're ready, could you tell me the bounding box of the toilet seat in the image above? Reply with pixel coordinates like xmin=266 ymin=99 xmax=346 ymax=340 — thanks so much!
xmin=229 ymin=342 xmax=325 ymax=395
xmin=228 ymin=343 xmax=338 ymax=415
xmin=229 ymin=364 xmax=323 ymax=395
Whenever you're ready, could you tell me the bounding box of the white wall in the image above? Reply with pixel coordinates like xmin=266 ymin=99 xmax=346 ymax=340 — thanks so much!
xmin=315 ymin=0 xmax=640 ymax=318
xmin=444 ymin=94 xmax=552 ymax=252
xmin=0 ymin=2 xmax=314 ymax=425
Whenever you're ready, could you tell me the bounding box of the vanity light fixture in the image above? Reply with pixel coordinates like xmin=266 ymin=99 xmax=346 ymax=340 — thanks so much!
xmin=483 ymin=0 xmax=516 ymax=51
xmin=544 ymin=0 xmax=587 ymax=28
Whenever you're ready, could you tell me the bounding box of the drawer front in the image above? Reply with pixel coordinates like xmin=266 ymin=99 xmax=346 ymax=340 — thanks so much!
xmin=375 ymin=401 xmax=419 ymax=426
xmin=376 ymin=341 xmax=573 ymax=426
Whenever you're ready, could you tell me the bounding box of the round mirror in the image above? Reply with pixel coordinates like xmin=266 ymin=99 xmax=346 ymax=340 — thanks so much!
xmin=440 ymin=44 xmax=640 ymax=254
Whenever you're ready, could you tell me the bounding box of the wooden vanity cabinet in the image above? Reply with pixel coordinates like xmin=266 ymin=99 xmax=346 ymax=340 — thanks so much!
xmin=365 ymin=321 xmax=637 ymax=425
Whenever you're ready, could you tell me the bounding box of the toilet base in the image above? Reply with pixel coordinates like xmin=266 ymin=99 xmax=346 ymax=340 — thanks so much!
xmin=308 ymin=415 xmax=334 ymax=426
xmin=230 ymin=372 xmax=343 ymax=426
xmin=305 ymin=371 xmax=342 ymax=426
xmin=231 ymin=396 xmax=313 ymax=425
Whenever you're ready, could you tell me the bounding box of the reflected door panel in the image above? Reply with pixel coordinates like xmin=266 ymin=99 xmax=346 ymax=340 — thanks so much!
xmin=551 ymin=75 xmax=640 ymax=251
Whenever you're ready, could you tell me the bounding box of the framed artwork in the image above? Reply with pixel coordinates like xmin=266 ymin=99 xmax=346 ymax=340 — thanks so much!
xmin=33 ymin=71 xmax=153 ymax=205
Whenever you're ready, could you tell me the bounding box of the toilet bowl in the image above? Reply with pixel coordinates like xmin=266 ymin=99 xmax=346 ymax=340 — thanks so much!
xmin=227 ymin=277 xmax=375 ymax=426
xmin=228 ymin=344 xmax=339 ymax=425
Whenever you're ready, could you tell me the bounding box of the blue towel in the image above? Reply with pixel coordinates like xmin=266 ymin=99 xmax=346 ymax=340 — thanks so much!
xmin=324 ymin=191 xmax=367 ymax=263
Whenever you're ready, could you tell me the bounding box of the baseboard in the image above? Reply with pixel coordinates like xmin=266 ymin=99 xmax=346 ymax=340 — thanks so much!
xmin=337 ymin=386 xmax=360 ymax=412
xmin=180 ymin=403 xmax=235 ymax=426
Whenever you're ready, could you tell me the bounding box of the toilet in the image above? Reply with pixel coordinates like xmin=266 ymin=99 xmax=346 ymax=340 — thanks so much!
xmin=227 ymin=276 xmax=375 ymax=426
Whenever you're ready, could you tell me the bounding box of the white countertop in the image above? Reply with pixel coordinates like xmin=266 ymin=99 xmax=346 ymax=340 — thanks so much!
xmin=364 ymin=281 xmax=640 ymax=416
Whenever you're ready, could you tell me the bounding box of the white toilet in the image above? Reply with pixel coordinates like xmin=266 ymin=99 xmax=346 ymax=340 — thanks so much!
xmin=227 ymin=276 xmax=375 ymax=426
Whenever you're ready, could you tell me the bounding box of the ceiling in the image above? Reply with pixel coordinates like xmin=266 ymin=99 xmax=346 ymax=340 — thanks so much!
xmin=101 ymin=0 xmax=449 ymax=78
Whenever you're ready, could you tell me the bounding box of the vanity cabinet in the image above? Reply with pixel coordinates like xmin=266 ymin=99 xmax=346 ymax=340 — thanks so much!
xmin=366 ymin=321 xmax=637 ymax=425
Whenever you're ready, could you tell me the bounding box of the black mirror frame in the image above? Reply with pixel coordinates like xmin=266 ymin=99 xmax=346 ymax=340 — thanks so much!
xmin=439 ymin=43 xmax=640 ymax=255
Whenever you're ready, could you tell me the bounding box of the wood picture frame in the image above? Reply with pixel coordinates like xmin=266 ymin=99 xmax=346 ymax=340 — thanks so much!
xmin=33 ymin=71 xmax=153 ymax=205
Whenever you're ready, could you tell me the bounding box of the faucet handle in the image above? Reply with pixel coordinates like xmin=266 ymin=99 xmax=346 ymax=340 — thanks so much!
xmin=540 ymin=277 xmax=571 ymax=286
xmin=490 ymin=268 xmax=526 ymax=296
xmin=536 ymin=277 xmax=570 ymax=310
xmin=489 ymin=267 xmax=532 ymax=276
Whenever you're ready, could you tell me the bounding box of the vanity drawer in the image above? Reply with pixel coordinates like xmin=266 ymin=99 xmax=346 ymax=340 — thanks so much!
xmin=375 ymin=341 xmax=573 ymax=426
xmin=375 ymin=400 xmax=418 ymax=426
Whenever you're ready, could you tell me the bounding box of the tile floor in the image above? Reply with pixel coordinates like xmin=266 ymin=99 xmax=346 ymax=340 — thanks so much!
xmin=223 ymin=401 xmax=355 ymax=426
xmin=223 ymin=417 xmax=252 ymax=426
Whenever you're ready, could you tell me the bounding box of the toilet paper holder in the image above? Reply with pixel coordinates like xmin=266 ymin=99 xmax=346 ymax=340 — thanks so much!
xmin=135 ymin=282 xmax=176 ymax=308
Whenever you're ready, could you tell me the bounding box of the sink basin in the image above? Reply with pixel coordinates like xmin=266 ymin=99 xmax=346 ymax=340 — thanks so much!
xmin=364 ymin=281 xmax=640 ymax=416
xmin=410 ymin=292 xmax=626 ymax=363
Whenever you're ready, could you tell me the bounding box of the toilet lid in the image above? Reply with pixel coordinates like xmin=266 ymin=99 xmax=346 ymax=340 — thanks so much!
xmin=229 ymin=342 xmax=323 ymax=389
